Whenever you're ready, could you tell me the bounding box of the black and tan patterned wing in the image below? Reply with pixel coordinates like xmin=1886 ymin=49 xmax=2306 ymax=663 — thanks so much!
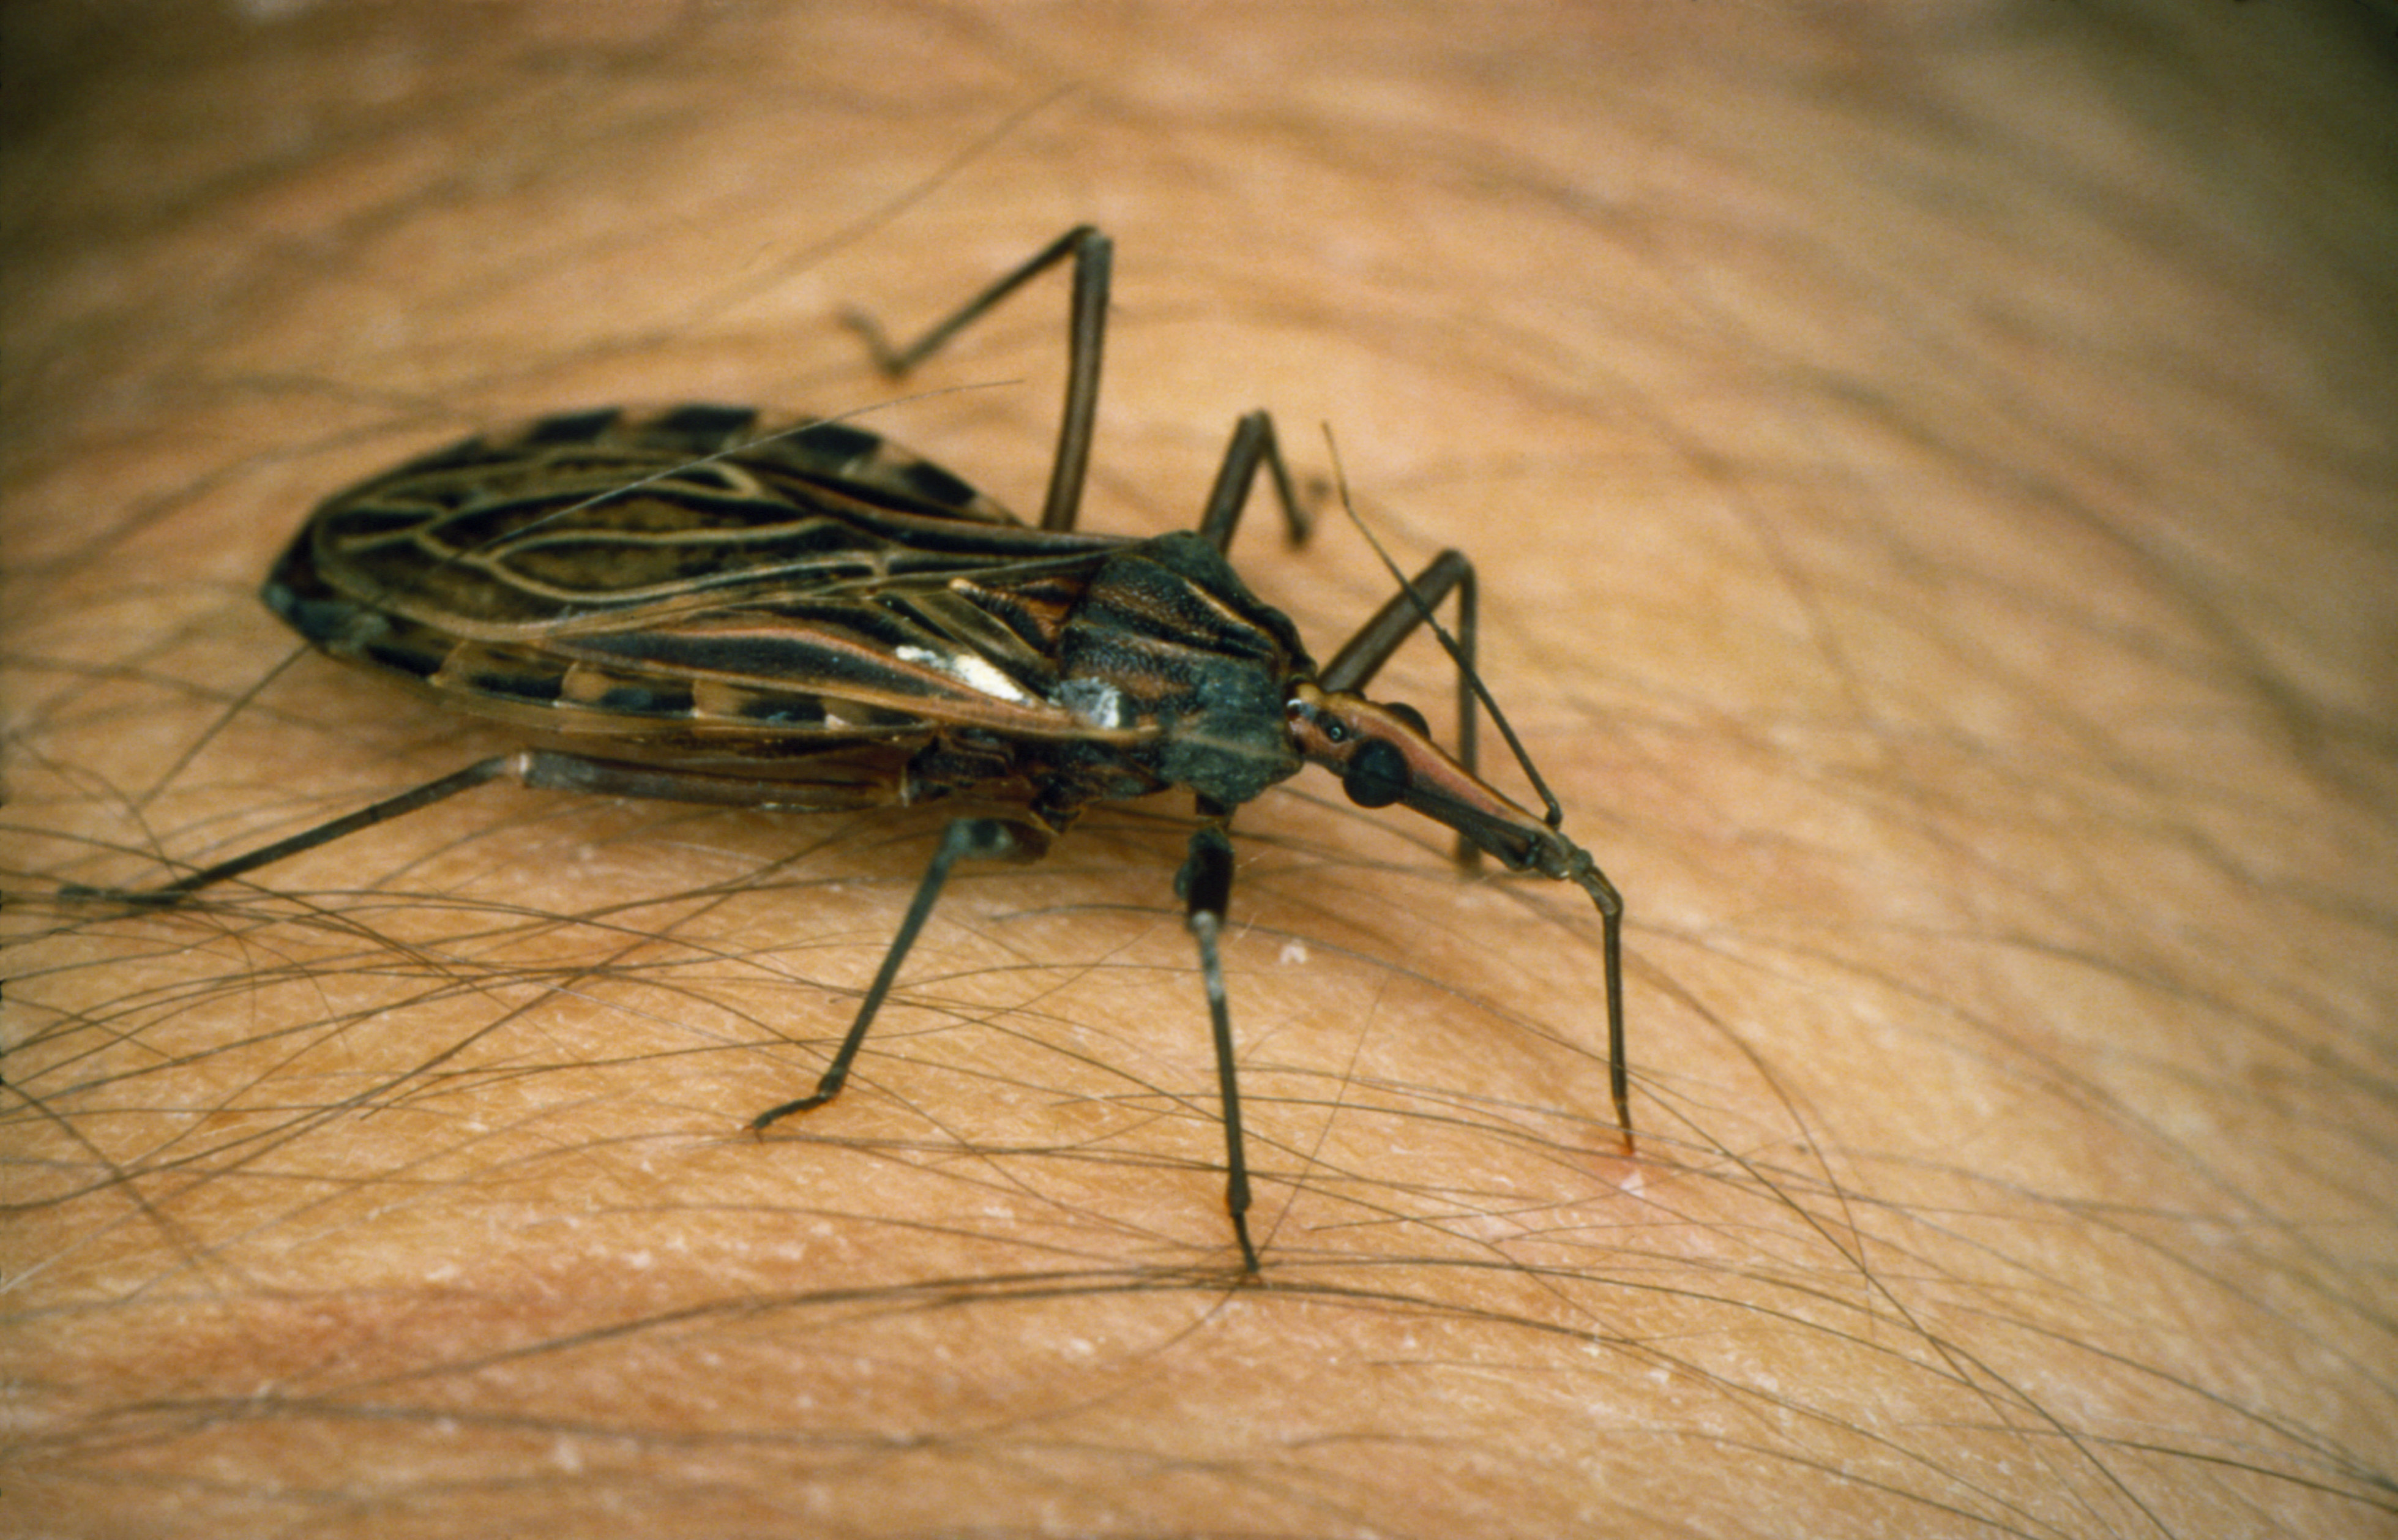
xmin=266 ymin=406 xmax=1132 ymax=747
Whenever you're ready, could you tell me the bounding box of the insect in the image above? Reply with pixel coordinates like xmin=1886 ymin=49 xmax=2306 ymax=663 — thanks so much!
xmin=67 ymin=226 xmax=1630 ymax=1271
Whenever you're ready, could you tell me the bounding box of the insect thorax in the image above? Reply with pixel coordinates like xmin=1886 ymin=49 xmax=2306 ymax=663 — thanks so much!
xmin=1044 ymin=531 xmax=1312 ymax=810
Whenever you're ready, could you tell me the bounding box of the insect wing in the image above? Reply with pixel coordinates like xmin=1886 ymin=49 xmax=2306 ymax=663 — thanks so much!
xmin=269 ymin=406 xmax=1134 ymax=748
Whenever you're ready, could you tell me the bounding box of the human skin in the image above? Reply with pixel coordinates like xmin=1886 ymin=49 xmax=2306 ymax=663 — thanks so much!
xmin=5 ymin=4 xmax=2394 ymax=1536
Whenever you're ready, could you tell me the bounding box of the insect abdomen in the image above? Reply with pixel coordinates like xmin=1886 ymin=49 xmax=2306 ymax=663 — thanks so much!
xmin=263 ymin=563 xmax=875 ymax=738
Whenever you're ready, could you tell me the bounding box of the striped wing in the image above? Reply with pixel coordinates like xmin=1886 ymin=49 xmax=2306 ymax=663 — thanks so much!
xmin=267 ymin=405 xmax=1137 ymax=747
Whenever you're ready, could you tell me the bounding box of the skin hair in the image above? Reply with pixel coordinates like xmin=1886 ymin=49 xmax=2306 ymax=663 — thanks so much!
xmin=6 ymin=4 xmax=2394 ymax=1535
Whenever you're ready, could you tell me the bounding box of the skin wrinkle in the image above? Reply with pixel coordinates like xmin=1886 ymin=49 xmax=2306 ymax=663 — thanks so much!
xmin=4 ymin=4 xmax=2396 ymax=1538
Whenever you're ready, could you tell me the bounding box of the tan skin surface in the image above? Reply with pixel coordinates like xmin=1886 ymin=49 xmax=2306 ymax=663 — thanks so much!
xmin=6 ymin=4 xmax=2396 ymax=1536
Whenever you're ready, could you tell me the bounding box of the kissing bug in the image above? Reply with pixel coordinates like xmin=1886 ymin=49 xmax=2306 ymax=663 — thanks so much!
xmin=64 ymin=226 xmax=1630 ymax=1271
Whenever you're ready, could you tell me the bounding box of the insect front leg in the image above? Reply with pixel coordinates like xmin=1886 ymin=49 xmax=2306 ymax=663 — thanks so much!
xmin=1301 ymin=547 xmax=1635 ymax=1148
xmin=749 ymin=815 xmax=1050 ymax=1131
xmin=1176 ymin=811 xmax=1260 ymax=1274
xmin=841 ymin=225 xmax=1110 ymax=533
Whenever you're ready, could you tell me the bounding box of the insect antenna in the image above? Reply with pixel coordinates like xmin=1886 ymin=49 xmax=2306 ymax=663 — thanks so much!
xmin=1318 ymin=429 xmax=1566 ymax=830
xmin=1318 ymin=431 xmax=1634 ymax=1153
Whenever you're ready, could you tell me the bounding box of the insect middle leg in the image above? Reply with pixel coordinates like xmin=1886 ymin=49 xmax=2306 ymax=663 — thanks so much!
xmin=747 ymin=809 xmax=1266 ymax=1272
xmin=747 ymin=815 xmax=1047 ymax=1129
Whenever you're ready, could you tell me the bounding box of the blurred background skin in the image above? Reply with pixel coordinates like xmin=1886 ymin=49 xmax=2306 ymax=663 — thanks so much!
xmin=5 ymin=4 xmax=2393 ymax=1536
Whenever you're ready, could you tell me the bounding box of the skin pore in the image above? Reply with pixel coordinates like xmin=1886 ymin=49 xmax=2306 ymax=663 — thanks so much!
xmin=6 ymin=4 xmax=2394 ymax=1536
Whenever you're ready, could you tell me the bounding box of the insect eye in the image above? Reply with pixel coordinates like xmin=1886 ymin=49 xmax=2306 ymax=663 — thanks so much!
xmin=1381 ymin=701 xmax=1430 ymax=738
xmin=1341 ymin=737 xmax=1410 ymax=809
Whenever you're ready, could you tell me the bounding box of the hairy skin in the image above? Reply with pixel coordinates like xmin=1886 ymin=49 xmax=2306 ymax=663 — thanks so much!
xmin=6 ymin=4 xmax=2395 ymax=1536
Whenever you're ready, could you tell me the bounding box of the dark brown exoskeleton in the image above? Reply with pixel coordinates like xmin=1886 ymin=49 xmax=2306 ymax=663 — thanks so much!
xmin=67 ymin=228 xmax=1630 ymax=1270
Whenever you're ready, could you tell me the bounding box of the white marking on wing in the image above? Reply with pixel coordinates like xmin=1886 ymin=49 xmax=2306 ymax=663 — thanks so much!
xmin=897 ymin=643 xmax=1035 ymax=704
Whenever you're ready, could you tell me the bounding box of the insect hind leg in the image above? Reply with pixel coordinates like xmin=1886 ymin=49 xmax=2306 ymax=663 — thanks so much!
xmin=840 ymin=228 xmax=1312 ymax=562
xmin=59 ymin=754 xmax=527 ymax=905
xmin=749 ymin=815 xmax=1048 ymax=1131
xmin=58 ymin=750 xmax=904 ymax=905
xmin=840 ymin=225 xmax=1110 ymax=534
